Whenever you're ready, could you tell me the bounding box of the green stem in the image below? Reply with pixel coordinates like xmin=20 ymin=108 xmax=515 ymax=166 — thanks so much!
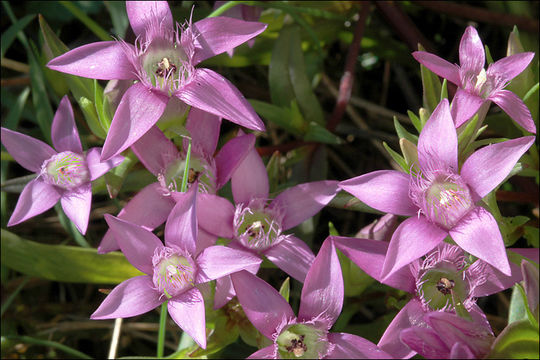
xmin=1 ymin=277 xmax=30 ymax=317
xmin=207 ymin=1 xmax=244 ymax=18
xmin=157 ymin=301 xmax=168 ymax=358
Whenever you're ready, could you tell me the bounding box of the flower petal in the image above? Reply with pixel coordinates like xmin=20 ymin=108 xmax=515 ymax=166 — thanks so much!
xmin=339 ymin=170 xmax=418 ymax=216
xmin=51 ymin=96 xmax=82 ymax=153
xmin=176 ymin=68 xmax=265 ymax=131
xmin=450 ymin=206 xmax=511 ymax=276
xmin=195 ymin=228 xmax=217 ymax=256
xmin=104 ymin=214 xmax=163 ymax=275
xmin=186 ymin=107 xmax=221 ymax=158
xmin=450 ymin=343 xmax=476 ymax=359
xmin=487 ymin=52 xmax=535 ymax=83
xmin=411 ymin=51 xmax=461 ymax=85
xmin=101 ymin=83 xmax=169 ymax=161
xmin=469 ymin=256 xmax=523 ymax=297
xmin=460 ymin=136 xmax=535 ymax=200
xmin=192 ymin=17 xmax=267 ymax=65
xmin=126 ymin=0 xmax=173 ymax=38
xmin=197 ymin=193 xmax=235 ymax=238
xmin=1 ymin=127 xmax=56 ymax=172
xmin=381 ymin=216 xmax=447 ymax=281
xmin=231 ymin=270 xmax=295 ymax=339
xmin=196 ymin=245 xmax=262 ymax=283
xmin=459 ymin=26 xmax=485 ymax=74
xmin=167 ymin=185 xmax=198 ymax=253
xmin=331 ymin=236 xmax=416 ymax=293
xmin=131 ymin=125 xmax=179 ymax=176
xmin=97 ymin=182 xmax=174 ymax=254
xmin=418 ymin=99 xmax=458 ymax=172
xmin=231 ymin=144 xmax=269 ymax=204
xmin=91 ymin=276 xmax=162 ymax=319
xmin=8 ymin=179 xmax=61 ymax=227
xmin=168 ymin=287 xmax=207 ymax=349
xmin=47 ymin=41 xmax=137 ymax=80
xmin=377 ymin=298 xmax=424 ymax=359
xmin=85 ymin=147 xmax=124 ymax=181
xmin=399 ymin=326 xmax=450 ymax=359
xmin=298 ymin=239 xmax=342 ymax=328
xmin=270 ymin=180 xmax=339 ymax=230
xmin=489 ymin=90 xmax=536 ymax=133
xmin=247 ymin=345 xmax=277 ymax=359
xmin=264 ymin=235 xmax=315 ymax=283
xmin=450 ymin=88 xmax=485 ymax=128
xmin=60 ymin=182 xmax=92 ymax=235
xmin=327 ymin=332 xmax=391 ymax=359
xmin=214 ymin=276 xmax=235 ymax=310
xmin=215 ymin=133 xmax=255 ymax=189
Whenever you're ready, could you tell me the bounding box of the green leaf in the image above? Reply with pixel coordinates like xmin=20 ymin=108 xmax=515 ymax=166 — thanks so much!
xmin=28 ymin=41 xmax=54 ymax=142
xmin=327 ymin=192 xmax=383 ymax=214
xmin=382 ymin=141 xmax=408 ymax=172
xmin=104 ymin=1 xmax=128 ymax=38
xmin=393 ymin=117 xmax=418 ymax=144
xmin=1 ymin=14 xmax=35 ymax=59
xmin=94 ymin=79 xmax=111 ymax=133
xmin=440 ymin=78 xmax=448 ymax=101
xmin=188 ymin=309 xmax=240 ymax=358
xmin=287 ymin=26 xmax=325 ymax=125
xmin=509 ymin=284 xmax=528 ymax=324
xmin=3 ymin=87 xmax=30 ymax=129
xmin=407 ymin=110 xmax=423 ymax=133
xmin=303 ymin=122 xmax=342 ymax=144
xmin=279 ymin=277 xmax=290 ymax=303
xmin=418 ymin=44 xmax=441 ymax=112
xmin=1 ymin=229 xmax=143 ymax=284
xmin=249 ymin=99 xmax=303 ymax=135
xmin=484 ymin=44 xmax=494 ymax=65
xmin=488 ymin=319 xmax=539 ymax=359
xmin=524 ymin=226 xmax=539 ymax=247
xmin=266 ymin=151 xmax=281 ymax=194
xmin=79 ymin=96 xmax=107 ymax=139
xmin=269 ymin=26 xmax=297 ymax=108
xmin=336 ymin=247 xmax=375 ymax=297
xmin=59 ymin=1 xmax=111 ymax=41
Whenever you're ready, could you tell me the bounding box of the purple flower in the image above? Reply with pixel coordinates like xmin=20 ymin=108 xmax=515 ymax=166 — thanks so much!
xmin=400 ymin=310 xmax=495 ymax=359
xmin=1 ymin=96 xmax=123 ymax=234
xmin=97 ymin=108 xmax=256 ymax=254
xmin=413 ymin=26 xmax=536 ymax=133
xmin=339 ymin=99 xmax=534 ymax=280
xmin=47 ymin=1 xmax=267 ymax=160
xmin=331 ymin=236 xmax=539 ymax=358
xmin=231 ymin=240 xmax=391 ymax=359
xmin=93 ymin=185 xmax=262 ymax=349
xmin=193 ymin=141 xmax=339 ymax=307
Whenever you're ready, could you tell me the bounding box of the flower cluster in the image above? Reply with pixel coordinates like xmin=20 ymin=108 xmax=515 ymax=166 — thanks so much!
xmin=2 ymin=2 xmax=538 ymax=359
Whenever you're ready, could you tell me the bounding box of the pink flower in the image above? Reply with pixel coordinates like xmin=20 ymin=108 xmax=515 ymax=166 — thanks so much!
xmin=1 ymin=96 xmax=123 ymax=234
xmin=47 ymin=1 xmax=267 ymax=160
xmin=93 ymin=185 xmax=262 ymax=349
xmin=193 ymin=140 xmax=339 ymax=307
xmin=339 ymin=99 xmax=534 ymax=280
xmin=413 ymin=26 xmax=536 ymax=133
xmin=231 ymin=240 xmax=391 ymax=359
xmin=97 ymin=108 xmax=256 ymax=254
xmin=331 ymin=236 xmax=539 ymax=358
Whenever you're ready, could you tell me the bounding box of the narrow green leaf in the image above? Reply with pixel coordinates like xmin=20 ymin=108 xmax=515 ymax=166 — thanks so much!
xmin=79 ymin=96 xmax=107 ymax=139
xmin=407 ymin=110 xmax=423 ymax=133
xmin=1 ymin=229 xmax=143 ymax=284
xmin=1 ymin=14 xmax=35 ymax=59
xmin=393 ymin=117 xmax=418 ymax=144
xmin=382 ymin=141 xmax=408 ymax=172
xmin=328 ymin=221 xmax=340 ymax=236
xmin=266 ymin=151 xmax=281 ymax=194
xmin=327 ymin=192 xmax=383 ymax=214
xmin=279 ymin=277 xmax=290 ymax=303
xmin=104 ymin=1 xmax=128 ymax=38
xmin=509 ymin=283 xmax=528 ymax=324
xmin=288 ymin=26 xmax=325 ymax=125
xmin=28 ymin=41 xmax=53 ymax=142
xmin=3 ymin=87 xmax=30 ymax=129
xmin=418 ymin=44 xmax=441 ymax=112
xmin=484 ymin=44 xmax=494 ymax=65
xmin=524 ymin=226 xmax=539 ymax=247
xmin=269 ymin=26 xmax=296 ymax=108
xmin=303 ymin=122 xmax=342 ymax=144
xmin=3 ymin=335 xmax=92 ymax=359
xmin=94 ymin=79 xmax=111 ymax=132
xmin=59 ymin=1 xmax=111 ymax=41
xmin=440 ymin=78 xmax=448 ymax=101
